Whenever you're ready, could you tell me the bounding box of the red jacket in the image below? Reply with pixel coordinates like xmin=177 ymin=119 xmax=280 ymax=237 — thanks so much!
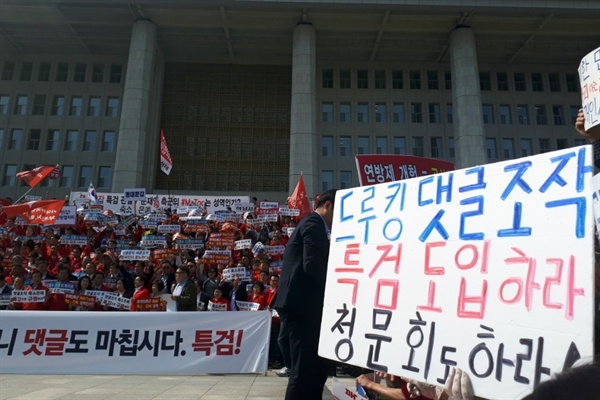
xmin=130 ymin=286 xmax=150 ymax=311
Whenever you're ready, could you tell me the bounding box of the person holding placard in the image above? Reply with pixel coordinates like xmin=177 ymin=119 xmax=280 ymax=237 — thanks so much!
xmin=274 ymin=189 xmax=337 ymax=400
xmin=209 ymin=286 xmax=230 ymax=311
xmin=248 ymin=281 xmax=267 ymax=310
xmin=22 ymin=270 xmax=49 ymax=311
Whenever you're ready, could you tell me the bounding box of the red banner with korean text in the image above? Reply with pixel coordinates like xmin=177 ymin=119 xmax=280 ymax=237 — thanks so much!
xmin=355 ymin=155 xmax=455 ymax=186
xmin=1 ymin=200 xmax=65 ymax=225
xmin=287 ymin=175 xmax=311 ymax=220
xmin=16 ymin=165 xmax=57 ymax=188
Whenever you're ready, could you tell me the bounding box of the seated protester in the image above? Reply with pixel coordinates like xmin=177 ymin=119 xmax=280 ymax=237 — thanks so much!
xmin=7 ymin=276 xmax=25 ymax=310
xmin=69 ymin=276 xmax=93 ymax=311
xmin=47 ymin=266 xmax=74 ymax=311
xmin=22 ymin=270 xmax=49 ymax=311
xmin=248 ymin=281 xmax=267 ymax=310
xmin=209 ymin=286 xmax=230 ymax=311
xmin=130 ymin=275 xmax=150 ymax=311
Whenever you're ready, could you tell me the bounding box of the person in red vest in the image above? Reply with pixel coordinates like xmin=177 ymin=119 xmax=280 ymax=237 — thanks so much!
xmin=47 ymin=266 xmax=73 ymax=311
xmin=130 ymin=275 xmax=150 ymax=311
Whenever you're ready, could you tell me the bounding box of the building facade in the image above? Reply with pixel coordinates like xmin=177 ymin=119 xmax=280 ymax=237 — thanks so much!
xmin=0 ymin=1 xmax=598 ymax=201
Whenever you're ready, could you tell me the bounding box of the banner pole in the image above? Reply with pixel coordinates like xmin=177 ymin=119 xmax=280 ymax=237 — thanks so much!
xmin=14 ymin=186 xmax=36 ymax=204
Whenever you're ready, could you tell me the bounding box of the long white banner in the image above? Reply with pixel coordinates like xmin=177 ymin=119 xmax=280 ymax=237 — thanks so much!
xmin=0 ymin=311 xmax=271 ymax=374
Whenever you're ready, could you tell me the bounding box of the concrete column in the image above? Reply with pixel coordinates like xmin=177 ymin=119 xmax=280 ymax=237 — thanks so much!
xmin=289 ymin=23 xmax=317 ymax=196
xmin=449 ymin=26 xmax=486 ymax=169
xmin=112 ymin=19 xmax=157 ymax=192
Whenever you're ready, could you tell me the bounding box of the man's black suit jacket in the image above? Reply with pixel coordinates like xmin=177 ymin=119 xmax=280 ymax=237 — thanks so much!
xmin=274 ymin=212 xmax=329 ymax=324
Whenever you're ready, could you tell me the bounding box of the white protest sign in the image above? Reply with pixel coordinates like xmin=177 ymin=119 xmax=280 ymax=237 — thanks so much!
xmin=11 ymin=290 xmax=46 ymax=303
xmin=60 ymin=235 xmax=89 ymax=245
xmin=332 ymin=377 xmax=368 ymax=400
xmin=124 ymin=188 xmax=146 ymax=202
xmin=120 ymin=250 xmax=151 ymax=261
xmin=208 ymin=301 xmax=227 ymax=311
xmin=578 ymin=46 xmax=600 ymax=130
xmin=0 ymin=295 xmax=10 ymax=306
xmin=283 ymin=227 xmax=295 ymax=237
xmin=157 ymin=224 xmax=181 ymax=234
xmin=45 ymin=281 xmax=76 ymax=294
xmin=234 ymin=239 xmax=252 ymax=250
xmin=234 ymin=202 xmax=255 ymax=213
xmin=175 ymin=239 xmax=205 ymax=250
xmin=163 ymin=293 xmax=177 ymax=312
xmin=101 ymin=293 xmax=131 ymax=309
xmin=235 ymin=300 xmax=260 ymax=311
xmin=266 ymin=245 xmax=285 ymax=255
xmin=319 ymin=146 xmax=595 ymax=400
xmin=54 ymin=205 xmax=77 ymax=226
xmin=86 ymin=290 xmax=108 ymax=303
xmin=259 ymin=201 xmax=279 ymax=210
xmin=140 ymin=236 xmax=167 ymax=248
xmin=279 ymin=207 xmax=300 ymax=216
xmin=24 ymin=195 xmax=43 ymax=202
xmin=222 ymin=267 xmax=251 ymax=282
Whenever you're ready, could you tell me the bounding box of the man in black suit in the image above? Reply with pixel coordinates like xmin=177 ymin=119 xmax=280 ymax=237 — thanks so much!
xmin=274 ymin=189 xmax=337 ymax=400
xmin=171 ymin=266 xmax=197 ymax=311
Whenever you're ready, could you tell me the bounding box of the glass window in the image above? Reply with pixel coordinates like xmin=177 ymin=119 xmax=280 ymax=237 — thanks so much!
xmin=393 ymin=137 xmax=406 ymax=155
xmin=375 ymin=102 xmax=387 ymax=123
xmin=83 ymin=130 xmax=97 ymax=152
xmin=0 ymin=129 xmax=3 ymax=150
xmin=14 ymin=95 xmax=28 ymax=115
xmin=92 ymin=64 xmax=104 ymax=83
xmin=539 ymin=138 xmax=550 ymax=153
xmin=64 ymin=130 xmax=78 ymax=151
xmin=502 ymin=138 xmax=515 ymax=159
xmin=78 ymin=166 xmax=92 ymax=187
xmin=427 ymin=71 xmax=439 ymax=90
xmin=566 ymin=73 xmax=578 ymax=92
xmin=496 ymin=72 xmax=509 ymax=91
xmin=357 ymin=70 xmax=368 ymax=89
xmin=32 ymin=94 xmax=46 ymax=115
xmin=410 ymin=102 xmax=422 ymax=123
xmin=321 ymin=102 xmax=333 ymax=122
xmin=357 ymin=102 xmax=369 ymax=123
xmin=376 ymin=136 xmax=387 ymax=154
xmin=569 ymin=105 xmax=580 ymax=124
xmin=339 ymin=136 xmax=351 ymax=157
xmin=448 ymin=137 xmax=455 ymax=159
xmin=101 ymin=131 xmax=116 ymax=152
xmin=428 ymin=103 xmax=440 ymax=123
xmin=106 ymin=97 xmax=119 ymax=117
xmin=374 ymin=70 xmax=386 ymax=89
xmin=98 ymin=166 xmax=112 ymax=188
xmin=556 ymin=139 xmax=568 ymax=150
xmin=552 ymin=105 xmax=565 ymax=125
xmin=339 ymin=69 xmax=351 ymax=89
xmin=446 ymin=103 xmax=453 ymax=124
xmin=3 ymin=165 xmax=17 ymax=186
xmin=56 ymin=63 xmax=69 ymax=81
xmin=412 ymin=136 xmax=424 ymax=157
xmin=339 ymin=102 xmax=351 ymax=123
xmin=498 ymin=104 xmax=512 ymax=125
xmin=51 ymin=96 xmax=65 ymax=116
xmin=60 ymin=165 xmax=73 ymax=187
xmin=520 ymin=139 xmax=532 ymax=157
xmin=0 ymin=95 xmax=9 ymax=115
xmin=74 ymin=63 xmax=86 ymax=82
xmin=321 ymin=170 xmax=333 ymax=192
xmin=514 ymin=72 xmax=526 ymax=91
xmin=531 ymin=73 xmax=544 ymax=91
xmin=486 ymin=138 xmax=497 ymax=160
xmin=392 ymin=103 xmax=405 ymax=123
xmin=321 ymin=136 xmax=333 ymax=157
xmin=444 ymin=71 xmax=452 ymax=90
xmin=322 ymin=69 xmax=333 ymax=88
xmin=430 ymin=137 xmax=442 ymax=158
xmin=357 ymin=136 xmax=369 ymax=155
xmin=46 ymin=130 xmax=60 ymax=151
xmin=88 ymin=96 xmax=101 ymax=117
xmin=8 ymin=129 xmax=23 ymax=150
xmin=19 ymin=62 xmax=33 ymax=81
xmin=517 ymin=104 xmax=529 ymax=125
xmin=340 ymin=171 xmax=352 ymax=189
xmin=69 ymin=96 xmax=83 ymax=116
xmin=482 ymin=104 xmax=494 ymax=124
xmin=534 ymin=105 xmax=547 ymax=125
xmin=27 ymin=129 xmax=41 ymax=150
xmin=38 ymin=62 xmax=51 ymax=81
xmin=392 ymin=70 xmax=403 ymax=89
xmin=2 ymin=61 xmax=15 ymax=80
xmin=109 ymin=64 xmax=122 ymax=83
xmin=479 ymin=72 xmax=492 ymax=90
xmin=409 ymin=70 xmax=421 ymax=89
xmin=548 ymin=73 xmax=561 ymax=92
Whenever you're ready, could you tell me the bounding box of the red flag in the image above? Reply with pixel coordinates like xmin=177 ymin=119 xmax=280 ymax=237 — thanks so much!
xmin=16 ymin=165 xmax=57 ymax=188
xmin=287 ymin=175 xmax=311 ymax=220
xmin=160 ymin=129 xmax=173 ymax=175
xmin=48 ymin=166 xmax=60 ymax=179
xmin=1 ymin=200 xmax=65 ymax=225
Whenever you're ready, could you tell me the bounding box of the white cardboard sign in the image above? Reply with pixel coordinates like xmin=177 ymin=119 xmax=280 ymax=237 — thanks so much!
xmin=319 ymin=146 xmax=595 ymax=400
xmin=578 ymin=46 xmax=600 ymax=131
xmin=124 ymin=188 xmax=146 ymax=202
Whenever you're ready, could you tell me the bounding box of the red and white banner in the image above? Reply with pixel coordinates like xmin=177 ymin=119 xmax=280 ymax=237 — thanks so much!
xmin=160 ymin=129 xmax=173 ymax=175
xmin=1 ymin=200 xmax=65 ymax=225
xmin=0 ymin=311 xmax=271 ymax=374
xmin=355 ymin=155 xmax=455 ymax=186
xmin=287 ymin=175 xmax=311 ymax=219
xmin=16 ymin=165 xmax=57 ymax=188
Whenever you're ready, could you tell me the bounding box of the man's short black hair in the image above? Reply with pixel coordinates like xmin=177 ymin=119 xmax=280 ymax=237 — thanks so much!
xmin=177 ymin=266 xmax=190 ymax=276
xmin=316 ymin=189 xmax=337 ymax=209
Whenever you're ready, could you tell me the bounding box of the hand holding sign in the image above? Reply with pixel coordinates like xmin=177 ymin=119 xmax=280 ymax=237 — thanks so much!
xmin=444 ymin=368 xmax=474 ymax=400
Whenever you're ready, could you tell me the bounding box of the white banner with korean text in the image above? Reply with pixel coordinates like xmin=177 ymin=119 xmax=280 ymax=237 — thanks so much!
xmin=0 ymin=311 xmax=271 ymax=374
xmin=319 ymin=146 xmax=595 ymax=400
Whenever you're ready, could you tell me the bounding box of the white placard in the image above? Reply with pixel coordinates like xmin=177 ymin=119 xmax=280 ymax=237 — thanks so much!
xmin=11 ymin=290 xmax=46 ymax=303
xmin=54 ymin=205 xmax=77 ymax=226
xmin=157 ymin=224 xmax=181 ymax=234
xmin=85 ymin=290 xmax=108 ymax=303
xmin=0 ymin=311 xmax=271 ymax=375
xmin=235 ymin=300 xmax=260 ymax=311
xmin=100 ymin=293 xmax=131 ymax=309
xmin=283 ymin=227 xmax=295 ymax=237
xmin=124 ymin=188 xmax=146 ymax=202
xmin=60 ymin=235 xmax=89 ymax=245
xmin=593 ymin=173 xmax=600 ymax=239
xmin=119 ymin=250 xmax=151 ymax=261
xmin=234 ymin=239 xmax=252 ymax=250
xmin=259 ymin=201 xmax=279 ymax=210
xmin=265 ymin=245 xmax=285 ymax=255
xmin=319 ymin=146 xmax=594 ymax=400
xmin=332 ymin=377 xmax=369 ymax=400
xmin=207 ymin=301 xmax=228 ymax=311
xmin=222 ymin=267 xmax=251 ymax=282
xmin=234 ymin=202 xmax=255 ymax=213
xmin=279 ymin=207 xmax=300 ymax=216
xmin=578 ymin=46 xmax=600 ymax=131
xmin=175 ymin=239 xmax=205 ymax=250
